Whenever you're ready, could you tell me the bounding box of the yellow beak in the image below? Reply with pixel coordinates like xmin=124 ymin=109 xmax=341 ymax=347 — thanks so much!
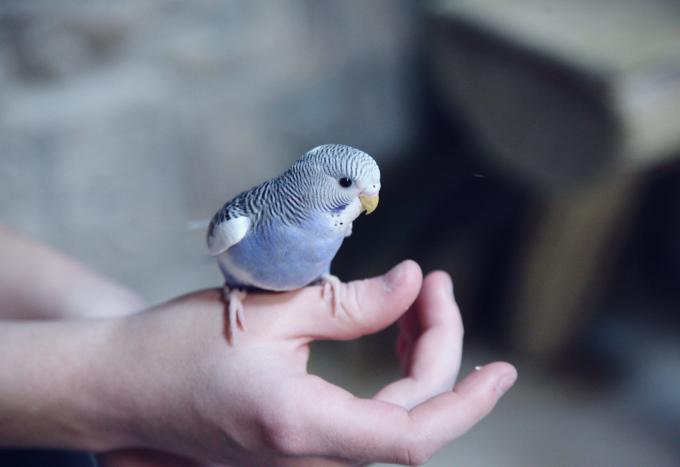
xmin=359 ymin=194 xmax=379 ymax=215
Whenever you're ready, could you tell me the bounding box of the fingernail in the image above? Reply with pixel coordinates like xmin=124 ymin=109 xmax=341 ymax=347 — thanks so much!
xmin=474 ymin=365 xmax=483 ymax=371
xmin=445 ymin=275 xmax=454 ymax=299
xmin=383 ymin=262 xmax=406 ymax=292
xmin=435 ymin=273 xmax=454 ymax=300
xmin=496 ymin=372 xmax=517 ymax=396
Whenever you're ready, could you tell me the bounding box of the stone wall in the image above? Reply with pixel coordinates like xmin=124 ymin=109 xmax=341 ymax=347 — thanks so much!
xmin=0 ymin=0 xmax=420 ymax=302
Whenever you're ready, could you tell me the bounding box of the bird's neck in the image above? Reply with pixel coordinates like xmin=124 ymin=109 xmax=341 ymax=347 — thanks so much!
xmin=265 ymin=174 xmax=313 ymax=224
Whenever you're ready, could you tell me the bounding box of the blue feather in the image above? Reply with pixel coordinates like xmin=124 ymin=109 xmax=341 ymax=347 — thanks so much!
xmin=331 ymin=203 xmax=348 ymax=213
xmin=217 ymin=213 xmax=343 ymax=291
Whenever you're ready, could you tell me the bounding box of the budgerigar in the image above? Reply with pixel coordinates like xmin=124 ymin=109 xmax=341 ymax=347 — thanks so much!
xmin=206 ymin=144 xmax=381 ymax=340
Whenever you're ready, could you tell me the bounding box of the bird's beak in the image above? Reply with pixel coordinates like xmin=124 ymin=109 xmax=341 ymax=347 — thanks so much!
xmin=359 ymin=194 xmax=379 ymax=215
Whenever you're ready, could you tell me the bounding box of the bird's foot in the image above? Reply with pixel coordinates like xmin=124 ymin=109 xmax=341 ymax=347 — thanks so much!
xmin=320 ymin=274 xmax=342 ymax=315
xmin=223 ymin=285 xmax=247 ymax=343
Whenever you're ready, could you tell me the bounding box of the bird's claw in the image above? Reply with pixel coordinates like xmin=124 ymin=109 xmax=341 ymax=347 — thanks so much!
xmin=320 ymin=274 xmax=342 ymax=315
xmin=223 ymin=285 xmax=247 ymax=343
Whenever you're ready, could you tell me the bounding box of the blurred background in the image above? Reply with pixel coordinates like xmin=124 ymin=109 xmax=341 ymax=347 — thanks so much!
xmin=1 ymin=0 xmax=680 ymax=465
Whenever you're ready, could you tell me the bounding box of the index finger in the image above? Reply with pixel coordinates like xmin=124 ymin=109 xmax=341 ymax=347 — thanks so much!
xmin=375 ymin=271 xmax=463 ymax=409
xmin=286 ymin=362 xmax=517 ymax=465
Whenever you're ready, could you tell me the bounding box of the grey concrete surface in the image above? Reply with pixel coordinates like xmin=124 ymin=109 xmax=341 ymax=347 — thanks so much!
xmin=0 ymin=0 xmax=419 ymax=303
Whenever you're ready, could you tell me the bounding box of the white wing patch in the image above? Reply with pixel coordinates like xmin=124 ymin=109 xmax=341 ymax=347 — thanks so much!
xmin=207 ymin=216 xmax=252 ymax=256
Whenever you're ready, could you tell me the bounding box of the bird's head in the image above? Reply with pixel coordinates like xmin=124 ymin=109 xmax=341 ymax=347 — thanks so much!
xmin=289 ymin=144 xmax=381 ymax=217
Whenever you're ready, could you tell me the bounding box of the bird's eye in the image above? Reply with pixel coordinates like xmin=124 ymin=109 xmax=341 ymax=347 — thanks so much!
xmin=338 ymin=177 xmax=353 ymax=188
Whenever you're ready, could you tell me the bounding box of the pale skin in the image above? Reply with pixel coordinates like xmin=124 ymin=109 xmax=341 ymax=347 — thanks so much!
xmin=0 ymin=226 xmax=517 ymax=466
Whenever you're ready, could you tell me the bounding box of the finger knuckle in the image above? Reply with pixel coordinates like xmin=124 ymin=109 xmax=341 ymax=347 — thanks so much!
xmin=390 ymin=426 xmax=433 ymax=466
xmin=399 ymin=440 xmax=432 ymax=466
xmin=453 ymin=319 xmax=464 ymax=342
xmin=261 ymin=407 xmax=304 ymax=455
xmin=472 ymin=388 xmax=498 ymax=420
xmin=339 ymin=281 xmax=364 ymax=326
xmin=457 ymin=318 xmax=465 ymax=339
xmin=451 ymin=304 xmax=464 ymax=339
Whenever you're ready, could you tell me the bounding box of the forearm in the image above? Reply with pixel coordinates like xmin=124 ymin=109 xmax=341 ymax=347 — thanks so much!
xmin=0 ymin=225 xmax=143 ymax=320
xmin=0 ymin=318 xmax=128 ymax=451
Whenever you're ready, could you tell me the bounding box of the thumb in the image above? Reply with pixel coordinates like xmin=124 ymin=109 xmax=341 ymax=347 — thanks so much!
xmin=279 ymin=260 xmax=423 ymax=341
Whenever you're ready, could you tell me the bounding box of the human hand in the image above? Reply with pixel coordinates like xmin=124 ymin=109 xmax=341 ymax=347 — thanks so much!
xmin=89 ymin=260 xmax=516 ymax=466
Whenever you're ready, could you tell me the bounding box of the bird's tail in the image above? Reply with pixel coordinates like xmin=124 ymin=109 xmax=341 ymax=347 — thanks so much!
xmin=187 ymin=219 xmax=210 ymax=230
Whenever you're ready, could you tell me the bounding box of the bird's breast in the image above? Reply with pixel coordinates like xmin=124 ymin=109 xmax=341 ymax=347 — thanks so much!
xmin=217 ymin=216 xmax=344 ymax=291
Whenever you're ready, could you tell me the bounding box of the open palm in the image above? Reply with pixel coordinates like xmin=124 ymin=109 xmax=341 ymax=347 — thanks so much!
xmin=97 ymin=261 xmax=516 ymax=467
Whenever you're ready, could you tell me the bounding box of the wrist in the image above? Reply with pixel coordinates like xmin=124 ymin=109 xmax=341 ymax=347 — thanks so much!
xmin=84 ymin=308 xmax=207 ymax=456
xmin=0 ymin=318 xmax=133 ymax=451
xmin=88 ymin=295 xmax=243 ymax=461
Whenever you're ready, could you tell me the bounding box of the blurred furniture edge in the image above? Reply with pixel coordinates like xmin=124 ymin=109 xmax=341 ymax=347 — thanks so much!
xmin=425 ymin=0 xmax=680 ymax=358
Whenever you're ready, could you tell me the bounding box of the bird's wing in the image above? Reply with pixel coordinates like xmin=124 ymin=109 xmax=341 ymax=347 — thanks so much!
xmin=206 ymin=215 xmax=252 ymax=256
xmin=206 ymin=193 xmax=256 ymax=256
xmin=207 ymin=177 xmax=276 ymax=256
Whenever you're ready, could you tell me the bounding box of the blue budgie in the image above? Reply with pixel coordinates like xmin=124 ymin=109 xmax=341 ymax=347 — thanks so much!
xmin=207 ymin=144 xmax=381 ymax=340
